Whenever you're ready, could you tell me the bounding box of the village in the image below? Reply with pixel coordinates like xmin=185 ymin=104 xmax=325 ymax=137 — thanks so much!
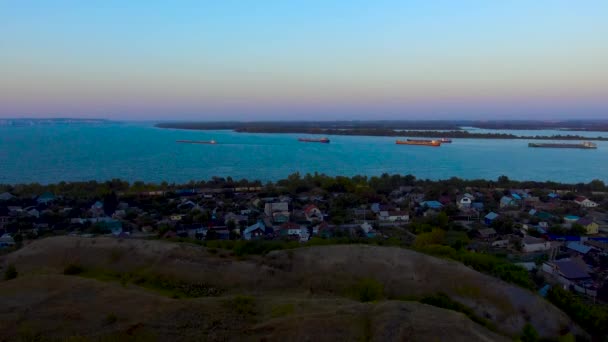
xmin=2 ymin=175 xmax=608 ymax=302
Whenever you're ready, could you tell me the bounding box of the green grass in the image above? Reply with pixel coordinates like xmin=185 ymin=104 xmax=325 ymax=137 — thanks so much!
xmin=67 ymin=267 xmax=223 ymax=299
xmin=349 ymin=278 xmax=384 ymax=302
xmin=225 ymin=295 xmax=256 ymax=316
xmin=271 ymin=303 xmax=295 ymax=318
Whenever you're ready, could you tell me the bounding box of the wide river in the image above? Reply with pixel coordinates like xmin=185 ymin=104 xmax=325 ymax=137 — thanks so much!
xmin=1 ymin=122 xmax=608 ymax=184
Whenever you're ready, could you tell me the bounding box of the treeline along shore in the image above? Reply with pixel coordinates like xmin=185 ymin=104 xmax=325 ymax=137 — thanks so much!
xmin=155 ymin=121 xmax=608 ymax=140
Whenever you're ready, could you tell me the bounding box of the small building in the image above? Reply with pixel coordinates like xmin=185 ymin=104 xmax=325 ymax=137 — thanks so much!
xmin=542 ymin=258 xmax=591 ymax=287
xmin=484 ymin=212 xmax=499 ymax=225
xmin=0 ymin=234 xmax=15 ymax=248
xmin=303 ymin=204 xmax=323 ymax=222
xmin=522 ymin=236 xmax=551 ymax=253
xmin=457 ymin=197 xmax=472 ymax=209
xmin=380 ymin=210 xmax=409 ymax=222
xmin=264 ymin=202 xmax=290 ymax=223
xmin=576 ymin=217 xmax=599 ymax=235
xmin=574 ymin=197 xmax=598 ymax=208
xmin=37 ymin=192 xmax=55 ymax=204
xmin=477 ymin=228 xmax=497 ymax=240
xmin=243 ymin=221 xmax=266 ymax=240
xmin=0 ymin=192 xmax=15 ymax=201
xmin=500 ymin=196 xmax=516 ymax=208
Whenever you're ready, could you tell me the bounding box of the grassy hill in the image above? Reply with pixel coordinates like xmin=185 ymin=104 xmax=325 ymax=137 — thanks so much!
xmin=0 ymin=236 xmax=585 ymax=341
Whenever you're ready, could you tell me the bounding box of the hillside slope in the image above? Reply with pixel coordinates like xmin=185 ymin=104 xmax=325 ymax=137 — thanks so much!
xmin=0 ymin=236 xmax=583 ymax=340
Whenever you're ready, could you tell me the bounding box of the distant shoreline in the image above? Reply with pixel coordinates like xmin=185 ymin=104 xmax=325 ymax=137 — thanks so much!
xmin=155 ymin=122 xmax=608 ymax=141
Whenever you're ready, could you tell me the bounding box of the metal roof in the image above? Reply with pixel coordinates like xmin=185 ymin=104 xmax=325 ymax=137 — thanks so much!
xmin=566 ymin=242 xmax=592 ymax=254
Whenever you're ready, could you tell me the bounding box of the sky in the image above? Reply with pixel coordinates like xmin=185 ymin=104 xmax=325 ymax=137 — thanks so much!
xmin=1 ymin=1 xmax=607 ymax=121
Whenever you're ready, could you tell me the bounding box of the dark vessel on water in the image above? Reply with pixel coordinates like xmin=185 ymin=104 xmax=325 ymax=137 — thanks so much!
xmin=298 ymin=137 xmax=330 ymax=143
xmin=397 ymin=139 xmax=441 ymax=147
xmin=176 ymin=140 xmax=217 ymax=144
xmin=528 ymin=142 xmax=597 ymax=149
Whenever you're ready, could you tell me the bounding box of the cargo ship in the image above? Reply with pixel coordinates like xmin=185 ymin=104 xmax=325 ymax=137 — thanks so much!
xmin=176 ymin=140 xmax=217 ymax=144
xmin=396 ymin=139 xmax=441 ymax=147
xmin=298 ymin=137 xmax=330 ymax=143
xmin=528 ymin=142 xmax=597 ymax=149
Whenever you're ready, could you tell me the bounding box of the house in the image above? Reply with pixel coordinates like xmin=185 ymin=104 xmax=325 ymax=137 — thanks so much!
xmin=264 ymin=202 xmax=290 ymax=223
xmin=566 ymin=242 xmax=593 ymax=255
xmin=522 ymin=236 xmax=551 ymax=253
xmin=303 ymin=204 xmax=323 ymax=222
xmin=421 ymin=201 xmax=443 ymax=210
xmin=0 ymin=192 xmax=15 ymax=201
xmin=457 ymin=197 xmax=472 ymax=209
xmin=243 ymin=221 xmax=266 ymax=240
xmin=379 ymin=210 xmax=409 ymax=222
xmin=312 ymin=221 xmax=330 ymax=237
xmin=278 ymin=222 xmax=303 ymax=238
xmin=576 ymin=217 xmax=599 ymax=234
xmin=37 ymin=192 xmax=55 ymax=204
xmin=360 ymin=222 xmax=375 ymax=237
xmin=477 ymin=228 xmax=496 ymax=240
xmin=463 ymin=193 xmax=475 ymax=200
xmin=484 ymin=212 xmax=499 ymax=225
xmin=224 ymin=212 xmax=248 ymax=226
xmin=500 ymin=196 xmax=517 ymax=208
xmin=471 ymin=202 xmax=484 ymax=211
xmin=0 ymin=234 xmax=15 ymax=248
xmin=27 ymin=208 xmax=39 ymax=218
xmin=370 ymin=203 xmax=381 ymax=213
xmin=386 ymin=211 xmax=409 ymax=222
xmin=90 ymin=201 xmax=104 ymax=216
xmin=574 ymin=197 xmax=598 ymax=208
xmin=542 ymin=258 xmax=591 ymax=286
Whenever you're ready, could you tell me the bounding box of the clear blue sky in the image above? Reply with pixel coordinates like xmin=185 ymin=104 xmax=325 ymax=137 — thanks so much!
xmin=1 ymin=1 xmax=607 ymax=120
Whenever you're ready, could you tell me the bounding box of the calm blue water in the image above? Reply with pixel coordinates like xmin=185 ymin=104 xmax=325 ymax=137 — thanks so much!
xmin=1 ymin=122 xmax=607 ymax=184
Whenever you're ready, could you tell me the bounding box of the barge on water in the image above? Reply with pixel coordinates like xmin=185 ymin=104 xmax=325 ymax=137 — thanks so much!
xmin=298 ymin=137 xmax=330 ymax=143
xmin=528 ymin=142 xmax=597 ymax=149
xmin=396 ymin=139 xmax=441 ymax=147
xmin=176 ymin=140 xmax=217 ymax=144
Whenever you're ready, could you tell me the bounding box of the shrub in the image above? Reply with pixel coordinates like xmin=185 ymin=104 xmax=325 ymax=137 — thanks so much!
xmin=353 ymin=278 xmax=384 ymax=302
xmin=520 ymin=323 xmax=539 ymax=342
xmin=229 ymin=295 xmax=256 ymax=315
xmin=63 ymin=264 xmax=84 ymax=275
xmin=420 ymin=293 xmax=496 ymax=331
xmin=103 ymin=313 xmax=118 ymax=326
xmin=271 ymin=303 xmax=295 ymax=318
xmin=547 ymin=286 xmax=608 ymax=338
xmin=4 ymin=264 xmax=17 ymax=280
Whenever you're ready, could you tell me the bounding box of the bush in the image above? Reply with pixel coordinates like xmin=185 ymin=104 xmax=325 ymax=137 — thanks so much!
xmin=547 ymin=286 xmax=608 ymax=338
xmin=229 ymin=295 xmax=256 ymax=315
xmin=520 ymin=323 xmax=539 ymax=342
xmin=103 ymin=313 xmax=118 ymax=326
xmin=4 ymin=264 xmax=17 ymax=280
xmin=63 ymin=264 xmax=84 ymax=275
xmin=420 ymin=293 xmax=496 ymax=331
xmin=353 ymin=278 xmax=384 ymax=302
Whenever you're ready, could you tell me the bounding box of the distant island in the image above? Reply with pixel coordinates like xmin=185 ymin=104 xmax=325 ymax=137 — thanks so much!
xmin=155 ymin=120 xmax=608 ymax=141
xmin=0 ymin=118 xmax=111 ymax=127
